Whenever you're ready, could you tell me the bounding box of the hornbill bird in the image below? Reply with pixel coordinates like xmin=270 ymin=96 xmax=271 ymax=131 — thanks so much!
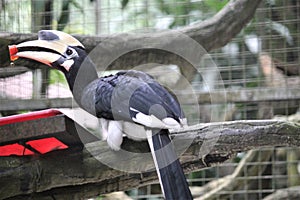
xmin=9 ymin=30 xmax=193 ymax=199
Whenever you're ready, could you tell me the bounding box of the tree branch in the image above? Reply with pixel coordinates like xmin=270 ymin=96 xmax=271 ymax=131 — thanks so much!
xmin=0 ymin=0 xmax=263 ymax=75
xmin=263 ymin=186 xmax=300 ymax=200
xmin=1 ymin=119 xmax=299 ymax=200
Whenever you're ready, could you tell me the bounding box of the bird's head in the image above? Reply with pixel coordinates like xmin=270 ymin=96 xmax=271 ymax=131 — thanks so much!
xmin=9 ymin=30 xmax=86 ymax=74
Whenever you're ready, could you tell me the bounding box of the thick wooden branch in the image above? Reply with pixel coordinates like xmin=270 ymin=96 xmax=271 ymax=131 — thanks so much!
xmin=0 ymin=66 xmax=29 ymax=78
xmin=1 ymin=119 xmax=299 ymax=200
xmin=0 ymin=0 xmax=262 ymax=76
xmin=263 ymin=186 xmax=300 ymax=200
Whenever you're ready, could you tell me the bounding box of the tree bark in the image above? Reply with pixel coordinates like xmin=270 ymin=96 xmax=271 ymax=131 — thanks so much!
xmin=1 ymin=119 xmax=300 ymax=200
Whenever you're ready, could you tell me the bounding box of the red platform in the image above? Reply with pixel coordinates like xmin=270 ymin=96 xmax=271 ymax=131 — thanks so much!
xmin=0 ymin=109 xmax=61 ymax=126
xmin=0 ymin=109 xmax=98 ymax=156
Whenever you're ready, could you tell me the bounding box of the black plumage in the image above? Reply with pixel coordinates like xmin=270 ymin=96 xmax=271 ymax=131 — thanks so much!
xmin=82 ymin=70 xmax=184 ymax=125
xmin=152 ymin=129 xmax=193 ymax=200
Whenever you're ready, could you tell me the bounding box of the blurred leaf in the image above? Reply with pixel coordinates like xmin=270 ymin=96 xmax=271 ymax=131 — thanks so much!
xmin=57 ymin=0 xmax=70 ymax=31
xmin=70 ymin=0 xmax=84 ymax=13
xmin=49 ymin=69 xmax=67 ymax=85
xmin=157 ymin=0 xmax=171 ymax=15
xmin=204 ymin=0 xmax=229 ymax=12
xmin=153 ymin=0 xmax=229 ymax=28
xmin=121 ymin=0 xmax=129 ymax=9
xmin=57 ymin=0 xmax=84 ymax=31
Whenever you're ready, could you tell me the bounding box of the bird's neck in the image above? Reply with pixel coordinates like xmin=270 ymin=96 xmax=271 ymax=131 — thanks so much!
xmin=65 ymin=56 xmax=98 ymax=105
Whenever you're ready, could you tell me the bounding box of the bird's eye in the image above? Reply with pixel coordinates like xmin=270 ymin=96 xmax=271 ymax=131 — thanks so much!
xmin=66 ymin=49 xmax=73 ymax=56
xmin=64 ymin=47 xmax=78 ymax=58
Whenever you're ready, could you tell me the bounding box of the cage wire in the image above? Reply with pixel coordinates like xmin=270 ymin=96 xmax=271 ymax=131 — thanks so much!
xmin=1 ymin=0 xmax=300 ymax=199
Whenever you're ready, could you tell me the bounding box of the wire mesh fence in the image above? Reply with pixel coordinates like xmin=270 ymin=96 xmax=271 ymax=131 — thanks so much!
xmin=1 ymin=0 xmax=300 ymax=199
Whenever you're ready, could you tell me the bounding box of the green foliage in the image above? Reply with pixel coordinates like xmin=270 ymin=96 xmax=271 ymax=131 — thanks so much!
xmin=121 ymin=0 xmax=130 ymax=9
xmin=203 ymin=0 xmax=229 ymax=12
xmin=57 ymin=0 xmax=84 ymax=31
xmin=49 ymin=69 xmax=68 ymax=85
xmin=0 ymin=0 xmax=31 ymax=32
xmin=120 ymin=0 xmax=229 ymax=28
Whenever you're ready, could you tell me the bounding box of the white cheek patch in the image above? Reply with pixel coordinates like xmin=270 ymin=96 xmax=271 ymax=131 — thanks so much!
xmin=61 ymin=59 xmax=74 ymax=71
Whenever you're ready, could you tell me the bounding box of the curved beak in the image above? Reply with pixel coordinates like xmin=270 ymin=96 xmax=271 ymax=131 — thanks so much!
xmin=9 ymin=39 xmax=67 ymax=66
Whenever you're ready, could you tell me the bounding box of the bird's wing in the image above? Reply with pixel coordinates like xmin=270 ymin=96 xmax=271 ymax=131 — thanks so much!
xmin=93 ymin=70 xmax=183 ymax=127
xmin=119 ymin=70 xmax=185 ymax=120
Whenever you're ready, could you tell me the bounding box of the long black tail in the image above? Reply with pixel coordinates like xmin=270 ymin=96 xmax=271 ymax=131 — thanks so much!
xmin=147 ymin=129 xmax=192 ymax=200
